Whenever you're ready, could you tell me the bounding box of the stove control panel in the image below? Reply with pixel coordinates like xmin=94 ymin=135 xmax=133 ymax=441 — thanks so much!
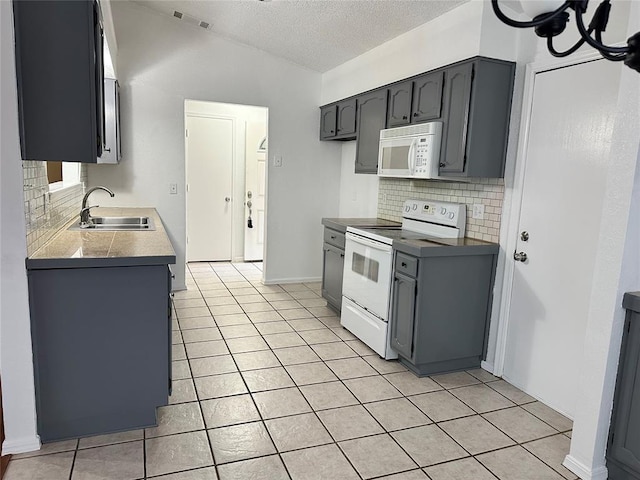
xmin=402 ymin=199 xmax=467 ymax=232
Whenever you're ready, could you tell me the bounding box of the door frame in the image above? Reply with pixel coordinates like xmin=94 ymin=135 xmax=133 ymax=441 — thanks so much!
xmin=185 ymin=112 xmax=238 ymax=263
xmin=492 ymin=49 xmax=604 ymax=377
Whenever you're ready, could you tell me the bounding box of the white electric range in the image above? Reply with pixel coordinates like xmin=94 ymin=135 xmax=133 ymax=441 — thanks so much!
xmin=340 ymin=199 xmax=466 ymax=359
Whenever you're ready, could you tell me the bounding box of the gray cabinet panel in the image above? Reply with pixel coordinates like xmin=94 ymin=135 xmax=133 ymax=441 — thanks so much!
xmin=322 ymin=242 xmax=344 ymax=311
xmin=323 ymin=227 xmax=346 ymax=250
xmin=411 ymin=71 xmax=444 ymax=123
xmin=390 ymin=272 xmax=416 ymax=359
xmin=355 ymin=89 xmax=388 ymax=174
xmin=320 ymin=105 xmax=337 ymax=140
xmin=440 ymin=63 xmax=473 ymax=175
xmin=13 ymin=0 xmax=104 ymax=163
xmin=387 ymin=81 xmax=413 ymax=128
xmin=607 ymin=295 xmax=640 ymax=479
xmin=336 ymin=99 xmax=357 ymax=137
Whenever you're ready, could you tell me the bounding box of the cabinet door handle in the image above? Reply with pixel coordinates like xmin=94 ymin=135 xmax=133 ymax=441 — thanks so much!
xmin=340 ymin=253 xmax=345 ymax=258
xmin=103 ymin=147 xmax=111 ymax=153
xmin=330 ymin=130 xmax=334 ymax=134
xmin=330 ymin=235 xmax=336 ymax=239
xmin=439 ymin=163 xmax=446 ymax=168
xmin=413 ymin=113 xmax=419 ymax=117
xmin=401 ymin=262 xmax=407 ymax=267
xmin=402 ymin=115 xmax=408 ymax=120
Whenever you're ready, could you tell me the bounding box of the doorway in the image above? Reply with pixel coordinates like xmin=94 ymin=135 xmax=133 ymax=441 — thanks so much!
xmin=499 ymin=58 xmax=622 ymax=418
xmin=185 ymin=100 xmax=268 ymax=264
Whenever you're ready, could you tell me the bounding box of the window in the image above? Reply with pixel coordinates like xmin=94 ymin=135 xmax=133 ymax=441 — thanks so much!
xmin=47 ymin=161 xmax=80 ymax=193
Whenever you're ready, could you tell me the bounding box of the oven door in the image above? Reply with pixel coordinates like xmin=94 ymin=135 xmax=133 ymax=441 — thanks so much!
xmin=342 ymin=232 xmax=393 ymax=320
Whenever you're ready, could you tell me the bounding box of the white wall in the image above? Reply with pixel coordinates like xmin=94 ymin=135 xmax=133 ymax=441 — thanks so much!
xmin=338 ymin=142 xmax=379 ymax=218
xmin=0 ymin=1 xmax=39 ymax=454
xmin=184 ymin=100 xmax=267 ymax=263
xmin=88 ymin=1 xmax=343 ymax=288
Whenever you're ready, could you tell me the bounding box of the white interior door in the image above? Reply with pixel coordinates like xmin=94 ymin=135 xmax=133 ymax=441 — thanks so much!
xmin=186 ymin=115 xmax=234 ymax=262
xmin=503 ymin=59 xmax=622 ymax=417
xmin=244 ymin=121 xmax=266 ymax=261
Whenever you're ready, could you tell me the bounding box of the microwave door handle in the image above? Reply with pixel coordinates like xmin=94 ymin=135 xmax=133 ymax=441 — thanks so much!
xmin=408 ymin=139 xmax=417 ymax=174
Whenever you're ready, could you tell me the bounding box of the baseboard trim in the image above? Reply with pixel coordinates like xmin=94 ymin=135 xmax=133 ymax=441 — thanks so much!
xmin=262 ymin=276 xmax=322 ymax=286
xmin=563 ymin=454 xmax=608 ymax=480
xmin=2 ymin=435 xmax=40 ymax=455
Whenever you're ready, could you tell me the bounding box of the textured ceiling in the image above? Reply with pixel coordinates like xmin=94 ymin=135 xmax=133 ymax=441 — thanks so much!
xmin=133 ymin=0 xmax=469 ymax=72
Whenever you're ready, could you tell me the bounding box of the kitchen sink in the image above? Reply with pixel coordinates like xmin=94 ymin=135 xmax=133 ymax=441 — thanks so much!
xmin=68 ymin=216 xmax=156 ymax=231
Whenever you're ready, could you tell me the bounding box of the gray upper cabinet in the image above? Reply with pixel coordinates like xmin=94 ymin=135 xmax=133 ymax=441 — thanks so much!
xmin=320 ymin=105 xmax=337 ymax=140
xmin=387 ymin=81 xmax=413 ymax=128
xmin=411 ymin=71 xmax=444 ymax=123
xmin=336 ymin=99 xmax=357 ymax=138
xmin=13 ymin=0 xmax=105 ymax=163
xmin=355 ymin=89 xmax=388 ymax=174
xmin=440 ymin=58 xmax=515 ymax=177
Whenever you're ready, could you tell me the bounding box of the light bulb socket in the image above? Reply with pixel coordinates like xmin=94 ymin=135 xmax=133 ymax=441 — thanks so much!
xmin=534 ymin=11 xmax=570 ymax=38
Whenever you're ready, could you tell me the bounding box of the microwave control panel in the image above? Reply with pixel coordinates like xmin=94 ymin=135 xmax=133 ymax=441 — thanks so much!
xmin=413 ymin=133 xmax=442 ymax=175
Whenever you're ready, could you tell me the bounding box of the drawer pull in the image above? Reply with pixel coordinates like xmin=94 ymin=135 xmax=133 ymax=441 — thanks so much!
xmin=330 ymin=235 xmax=336 ymax=239
xmin=401 ymin=262 xmax=407 ymax=267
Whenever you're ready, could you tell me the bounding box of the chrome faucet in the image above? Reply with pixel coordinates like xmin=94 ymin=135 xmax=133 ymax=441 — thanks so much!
xmin=80 ymin=186 xmax=115 ymax=226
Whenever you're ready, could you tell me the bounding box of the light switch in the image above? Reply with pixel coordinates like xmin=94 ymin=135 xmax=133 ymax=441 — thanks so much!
xmin=169 ymin=183 xmax=178 ymax=195
xmin=273 ymin=155 xmax=283 ymax=167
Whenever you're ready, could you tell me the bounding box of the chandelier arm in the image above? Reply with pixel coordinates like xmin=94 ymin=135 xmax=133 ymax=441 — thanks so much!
xmin=547 ymin=36 xmax=588 ymax=57
xmin=491 ymin=0 xmax=572 ymax=29
xmin=595 ymin=30 xmax=628 ymax=61
xmin=575 ymin=8 xmax=630 ymax=54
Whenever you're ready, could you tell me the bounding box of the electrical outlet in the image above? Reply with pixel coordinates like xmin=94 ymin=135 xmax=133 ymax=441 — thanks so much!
xmin=472 ymin=203 xmax=485 ymax=220
xmin=382 ymin=193 xmax=388 ymax=203
xmin=169 ymin=183 xmax=178 ymax=195
xmin=273 ymin=155 xmax=283 ymax=167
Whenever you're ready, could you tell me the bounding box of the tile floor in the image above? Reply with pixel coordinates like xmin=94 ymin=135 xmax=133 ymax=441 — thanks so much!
xmin=6 ymin=262 xmax=578 ymax=480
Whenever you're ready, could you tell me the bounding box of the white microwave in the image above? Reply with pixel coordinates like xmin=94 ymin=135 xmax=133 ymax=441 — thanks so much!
xmin=377 ymin=122 xmax=442 ymax=179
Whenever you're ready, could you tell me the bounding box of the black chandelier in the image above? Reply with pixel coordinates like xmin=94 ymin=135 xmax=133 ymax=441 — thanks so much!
xmin=491 ymin=0 xmax=639 ymax=72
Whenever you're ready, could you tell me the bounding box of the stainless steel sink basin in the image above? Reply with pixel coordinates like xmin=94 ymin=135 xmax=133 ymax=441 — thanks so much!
xmin=68 ymin=216 xmax=156 ymax=231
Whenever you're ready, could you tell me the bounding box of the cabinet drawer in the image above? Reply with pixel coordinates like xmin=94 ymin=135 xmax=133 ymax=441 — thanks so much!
xmin=324 ymin=228 xmax=345 ymax=249
xmin=395 ymin=253 xmax=418 ymax=277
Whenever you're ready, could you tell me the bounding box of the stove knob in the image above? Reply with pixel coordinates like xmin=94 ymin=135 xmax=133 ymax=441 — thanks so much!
xmin=440 ymin=207 xmax=446 ymax=215
xmin=412 ymin=204 xmax=417 ymax=210
xmin=404 ymin=205 xmax=410 ymax=212
xmin=449 ymin=212 xmax=455 ymax=219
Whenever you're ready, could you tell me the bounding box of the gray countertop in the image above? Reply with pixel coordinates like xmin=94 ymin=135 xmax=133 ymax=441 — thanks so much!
xmin=321 ymin=217 xmax=401 ymax=233
xmin=27 ymin=207 xmax=176 ymax=269
xmin=393 ymin=235 xmax=499 ymax=257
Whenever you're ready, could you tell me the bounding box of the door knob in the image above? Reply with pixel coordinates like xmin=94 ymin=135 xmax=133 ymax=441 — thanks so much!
xmin=225 ymin=197 xmax=231 ymax=202
xmin=513 ymin=251 xmax=528 ymax=262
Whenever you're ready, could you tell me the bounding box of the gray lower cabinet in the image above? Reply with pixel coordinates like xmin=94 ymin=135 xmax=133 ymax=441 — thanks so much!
xmin=27 ymin=264 xmax=172 ymax=442
xmin=607 ymin=292 xmax=640 ymax=479
xmin=390 ymin=250 xmax=496 ymax=376
xmin=321 ymin=226 xmax=346 ymax=311
xmin=355 ymin=89 xmax=389 ymax=174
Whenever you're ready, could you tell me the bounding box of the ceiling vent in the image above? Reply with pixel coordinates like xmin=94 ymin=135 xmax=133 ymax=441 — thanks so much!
xmin=172 ymin=10 xmax=212 ymax=30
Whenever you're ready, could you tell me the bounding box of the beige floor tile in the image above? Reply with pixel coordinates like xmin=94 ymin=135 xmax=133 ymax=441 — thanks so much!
xmin=439 ymin=415 xmax=515 ymax=455
xmin=391 ymin=424 xmax=468 ymax=467
xmin=339 ymin=434 xmax=417 ymax=479
xmin=241 ymin=302 xmax=274 ymax=313
xmin=209 ymin=304 xmax=243 ymax=316
xmin=307 ymin=306 xmax=336 ymax=317
xmin=384 ymin=372 xmax=442 ymax=396
xmin=282 ymin=283 xmax=310 ymax=292
xmin=311 ymin=342 xmax=358 ymax=361
xmin=145 ymin=431 xmax=213 ymax=478
xmin=263 ymin=292 xmax=294 ymax=302
xmin=201 ymin=394 xmax=261 ymax=429
xmin=409 ymin=390 xmax=475 ymax=422
xmin=278 ymin=308 xmax=314 ymax=320
xmin=300 ymin=381 xmax=359 ymax=410
xmin=233 ymin=350 xmax=281 ymax=371
xmin=331 ymin=327 xmax=358 ymax=341
xmin=523 ymin=434 xmax=578 ymax=479
xmin=364 ymin=398 xmax=431 ymax=431
xmin=219 ymin=324 xmax=259 ymax=339
xmin=72 ymin=440 xmax=143 ymax=480
xmin=213 ymin=313 xmax=251 ymax=326
xmin=216 ymin=455 xmax=289 ymax=480
xmin=145 ymin=402 xmax=205 ymax=438
xmin=297 ymin=298 xmax=328 ymax=308
xmin=178 ymin=317 xmax=217 ymax=330
xmin=522 ymin=401 xmax=573 ymax=432
xmin=247 ymin=310 xmax=284 ymax=323
xmin=242 ymin=366 xmax=295 ymax=392
xmin=326 ymin=357 xmax=378 ymax=379
xmin=379 ymin=471 xmax=428 ymax=479
xmin=477 ymin=445 xmax=565 ymax=480
xmin=13 ymin=439 xmax=77 ymax=459
xmin=255 ymin=321 xmax=294 ymax=335
xmin=173 ymin=298 xmax=206 ymax=309
xmin=185 ymin=340 xmax=229 ymax=359
xmin=204 ymin=296 xmax=238 ymax=307
xmin=424 ymin=457 xmax=496 ymax=480
xmin=270 ymin=300 xmax=301 ymax=310
xmin=431 ymin=371 xmax=481 ymax=389
xmin=5 ymin=452 xmax=74 ymax=480
xmin=200 ymin=289 xmax=232 ymax=298
xmin=194 ymin=372 xmax=247 ymax=399
xmin=225 ymin=336 xmax=269 ymax=354
xmin=289 ymin=290 xmax=321 ymax=300
xmin=252 ymin=387 xmax=312 ymax=419
xmin=344 ymin=376 xmax=402 ymax=403
xmin=173 ymin=343 xmax=187 ymax=360
xmin=151 ymin=466 xmax=218 ymax=479
xmin=298 ymin=328 xmax=342 ymax=344
xmin=273 ymin=345 xmax=322 ymax=365
xmin=176 ymin=307 xmax=211 ymax=319
xmin=484 ymin=407 xmax=558 ymax=443
xmin=228 ymin=287 xmax=259 ymax=296
xmin=208 ymin=422 xmax=275 ymax=464
xmin=254 ymin=285 xmax=285 ymax=294
xmin=319 ymin=316 xmax=342 ymax=328
xmin=79 ymin=430 xmax=143 ymax=449
xmin=345 ymin=339 xmax=376 ymax=356
xmin=363 ymin=355 xmax=408 ymax=374
xmin=450 ymin=384 xmax=516 ymax=413
xmin=263 ymin=332 xmax=306 ymax=349
xmin=173 ymin=290 xmax=203 ymax=300
xmin=189 ymin=355 xmax=237 ymax=377
xmin=285 ymin=362 xmax=339 ymax=385
xmin=265 ymin=413 xmax=333 ymax=452
xmin=317 ymin=405 xmax=384 ymax=441
xmin=181 ymin=327 xmax=222 ymax=343
xmin=282 ymin=444 xmax=360 ymax=480
xmin=172 ymin=330 xmax=184 ymax=345
xmin=169 ymin=379 xmax=198 ymax=405
xmin=172 ymin=360 xmax=191 ymax=380
xmin=488 ymin=380 xmax=536 ymax=404
xmin=286 ymin=318 xmax=326 ymax=332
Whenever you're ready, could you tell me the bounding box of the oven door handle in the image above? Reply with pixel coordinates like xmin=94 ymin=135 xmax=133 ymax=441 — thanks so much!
xmin=346 ymin=233 xmax=393 ymax=252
